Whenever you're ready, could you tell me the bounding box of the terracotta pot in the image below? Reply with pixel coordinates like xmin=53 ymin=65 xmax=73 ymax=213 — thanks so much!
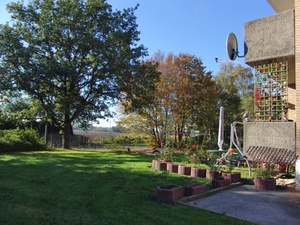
xmin=178 ymin=165 xmax=192 ymax=175
xmin=167 ymin=163 xmax=179 ymax=173
xmin=222 ymin=172 xmax=241 ymax=183
xmin=254 ymin=177 xmax=276 ymax=190
xmin=156 ymin=185 xmax=183 ymax=203
xmin=211 ymin=179 xmax=231 ymax=189
xmin=206 ymin=169 xmax=220 ymax=180
xmin=190 ymin=167 xmax=206 ymax=178
xmin=183 ymin=183 xmax=206 ymax=196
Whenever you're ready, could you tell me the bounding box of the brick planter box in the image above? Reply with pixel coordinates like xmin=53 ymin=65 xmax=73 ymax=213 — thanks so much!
xmin=152 ymin=159 xmax=167 ymax=171
xmin=211 ymin=179 xmax=231 ymax=189
xmin=167 ymin=163 xmax=179 ymax=173
xmin=254 ymin=177 xmax=276 ymax=190
xmin=178 ymin=165 xmax=192 ymax=176
xmin=156 ymin=185 xmax=183 ymax=203
xmin=183 ymin=183 xmax=206 ymax=196
xmin=206 ymin=169 xmax=220 ymax=180
xmin=222 ymin=172 xmax=241 ymax=183
xmin=190 ymin=167 xmax=206 ymax=178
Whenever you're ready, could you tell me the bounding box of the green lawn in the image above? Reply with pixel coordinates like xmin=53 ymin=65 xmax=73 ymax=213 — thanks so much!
xmin=0 ymin=149 xmax=255 ymax=225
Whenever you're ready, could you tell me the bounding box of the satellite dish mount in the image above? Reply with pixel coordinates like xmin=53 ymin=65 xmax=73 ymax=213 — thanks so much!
xmin=226 ymin=32 xmax=244 ymax=61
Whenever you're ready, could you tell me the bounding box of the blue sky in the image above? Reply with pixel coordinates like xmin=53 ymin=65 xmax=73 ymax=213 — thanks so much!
xmin=108 ymin=0 xmax=275 ymax=74
xmin=0 ymin=0 xmax=276 ymax=126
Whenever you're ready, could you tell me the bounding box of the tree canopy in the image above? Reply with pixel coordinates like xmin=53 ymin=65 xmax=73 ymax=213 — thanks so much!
xmin=215 ymin=61 xmax=254 ymax=125
xmin=0 ymin=0 xmax=159 ymax=148
xmin=119 ymin=52 xmax=219 ymax=149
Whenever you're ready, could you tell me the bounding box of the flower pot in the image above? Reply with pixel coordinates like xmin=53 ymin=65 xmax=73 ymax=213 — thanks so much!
xmin=222 ymin=172 xmax=241 ymax=183
xmin=156 ymin=185 xmax=183 ymax=203
xmin=254 ymin=177 xmax=276 ymax=190
xmin=211 ymin=179 xmax=231 ymax=189
xmin=190 ymin=167 xmax=206 ymax=178
xmin=178 ymin=165 xmax=192 ymax=176
xmin=167 ymin=163 xmax=179 ymax=173
xmin=206 ymin=169 xmax=220 ymax=180
xmin=183 ymin=183 xmax=206 ymax=196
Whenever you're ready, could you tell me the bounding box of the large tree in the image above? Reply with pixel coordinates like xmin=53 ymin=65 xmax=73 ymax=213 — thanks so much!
xmin=119 ymin=52 xmax=219 ymax=149
xmin=0 ymin=0 xmax=159 ymax=148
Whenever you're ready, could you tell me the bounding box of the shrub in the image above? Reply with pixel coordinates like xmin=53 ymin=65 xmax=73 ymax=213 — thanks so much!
xmin=0 ymin=129 xmax=45 ymax=152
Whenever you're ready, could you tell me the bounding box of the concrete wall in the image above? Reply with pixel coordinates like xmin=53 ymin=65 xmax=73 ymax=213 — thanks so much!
xmin=295 ymin=0 xmax=300 ymax=190
xmin=243 ymin=122 xmax=296 ymax=159
xmin=244 ymin=10 xmax=294 ymax=65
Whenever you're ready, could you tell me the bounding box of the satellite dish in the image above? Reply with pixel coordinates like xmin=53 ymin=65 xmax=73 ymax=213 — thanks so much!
xmin=226 ymin=32 xmax=238 ymax=61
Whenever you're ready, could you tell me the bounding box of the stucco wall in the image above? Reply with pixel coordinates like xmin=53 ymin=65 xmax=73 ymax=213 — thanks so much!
xmin=243 ymin=122 xmax=296 ymax=158
xmin=244 ymin=10 xmax=294 ymax=65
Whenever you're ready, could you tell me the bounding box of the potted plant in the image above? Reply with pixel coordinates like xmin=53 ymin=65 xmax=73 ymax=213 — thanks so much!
xmin=205 ymin=151 xmax=220 ymax=180
xmin=221 ymin=150 xmax=241 ymax=183
xmin=189 ymin=147 xmax=207 ymax=178
xmin=254 ymin=163 xmax=277 ymax=190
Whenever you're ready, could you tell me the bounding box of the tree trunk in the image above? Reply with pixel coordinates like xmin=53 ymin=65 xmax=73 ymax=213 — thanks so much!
xmin=62 ymin=122 xmax=71 ymax=149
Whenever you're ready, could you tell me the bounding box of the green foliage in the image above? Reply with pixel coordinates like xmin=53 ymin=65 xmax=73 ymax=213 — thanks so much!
xmin=215 ymin=62 xmax=254 ymax=123
xmin=256 ymin=163 xmax=278 ymax=179
xmin=0 ymin=129 xmax=45 ymax=152
xmin=122 ymin=52 xmax=219 ymax=150
xmin=158 ymin=147 xmax=174 ymax=161
xmin=0 ymin=96 xmax=44 ymax=129
xmin=92 ymin=134 xmax=148 ymax=147
xmin=204 ymin=151 xmax=220 ymax=169
xmin=0 ymin=0 xmax=159 ymax=148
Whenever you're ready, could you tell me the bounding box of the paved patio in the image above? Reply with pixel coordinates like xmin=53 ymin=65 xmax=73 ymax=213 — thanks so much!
xmin=181 ymin=184 xmax=300 ymax=225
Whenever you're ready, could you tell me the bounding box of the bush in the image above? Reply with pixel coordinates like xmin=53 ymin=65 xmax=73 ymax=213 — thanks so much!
xmin=0 ymin=129 xmax=45 ymax=152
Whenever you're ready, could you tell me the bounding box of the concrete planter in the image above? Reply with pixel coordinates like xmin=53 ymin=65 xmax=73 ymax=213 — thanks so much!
xmin=206 ymin=169 xmax=220 ymax=180
xmin=167 ymin=162 xmax=179 ymax=173
xmin=222 ymin=172 xmax=241 ymax=183
xmin=178 ymin=165 xmax=192 ymax=176
xmin=190 ymin=167 xmax=206 ymax=178
xmin=254 ymin=177 xmax=276 ymax=190
xmin=152 ymin=159 xmax=167 ymax=171
xmin=183 ymin=183 xmax=206 ymax=196
xmin=211 ymin=179 xmax=231 ymax=189
xmin=156 ymin=185 xmax=183 ymax=203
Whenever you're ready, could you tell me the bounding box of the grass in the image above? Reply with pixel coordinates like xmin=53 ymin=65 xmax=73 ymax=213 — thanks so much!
xmin=0 ymin=149 xmax=255 ymax=225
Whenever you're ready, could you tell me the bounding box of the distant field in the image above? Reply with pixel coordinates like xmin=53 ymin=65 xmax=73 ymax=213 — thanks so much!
xmin=73 ymin=130 xmax=122 ymax=140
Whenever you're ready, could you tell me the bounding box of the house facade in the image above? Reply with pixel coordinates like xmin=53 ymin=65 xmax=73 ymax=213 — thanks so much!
xmin=243 ymin=0 xmax=299 ymax=189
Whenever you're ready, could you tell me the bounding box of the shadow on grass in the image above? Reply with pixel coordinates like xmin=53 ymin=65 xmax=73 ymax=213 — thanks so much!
xmin=0 ymin=150 xmax=254 ymax=225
